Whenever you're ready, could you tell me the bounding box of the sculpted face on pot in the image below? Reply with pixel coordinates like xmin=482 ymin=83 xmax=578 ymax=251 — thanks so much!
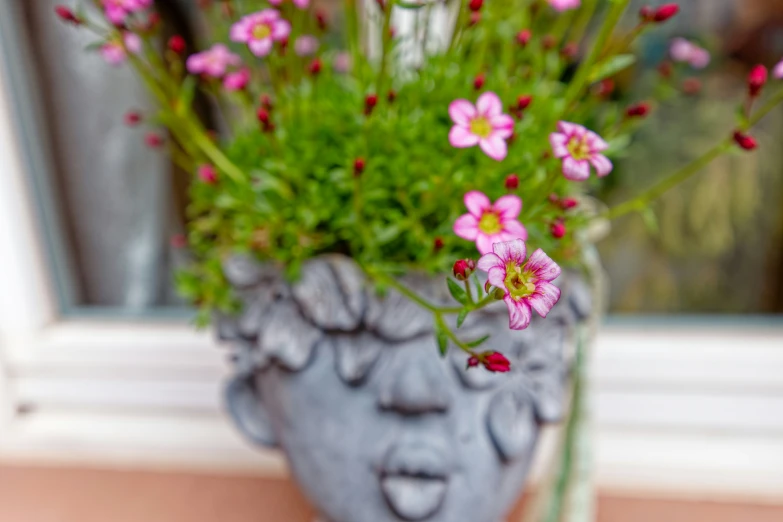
xmin=220 ymin=255 xmax=587 ymax=522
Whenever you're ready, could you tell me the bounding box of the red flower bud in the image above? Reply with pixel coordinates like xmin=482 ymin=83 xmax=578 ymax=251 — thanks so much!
xmin=483 ymin=352 xmax=511 ymax=373
xmin=198 ymin=164 xmax=218 ymax=184
xmin=55 ymin=5 xmax=81 ymax=25
xmin=473 ymin=73 xmax=486 ymax=91
xmin=144 ymin=132 xmax=164 ymax=148
xmin=733 ymin=130 xmax=758 ymax=151
xmin=260 ymin=94 xmax=273 ymax=110
xmin=387 ymin=90 xmax=397 ymax=103
xmin=653 ymin=4 xmax=680 ymax=23
xmin=469 ymin=0 xmax=483 ymax=11
xmin=517 ymin=95 xmax=533 ymax=110
xmin=626 ymin=101 xmax=651 ymax=118
xmin=505 ymin=174 xmax=519 ymax=190
xmin=639 ymin=5 xmax=655 ymax=22
xmin=516 ymin=29 xmax=532 ymax=47
xmin=433 ymin=237 xmax=444 ymax=251
xmin=364 ymin=94 xmax=379 ymax=115
xmin=315 ymin=9 xmax=328 ymax=31
xmin=257 ymin=108 xmax=270 ymax=124
xmin=124 ymin=110 xmax=142 ymax=126
xmin=593 ymin=78 xmax=615 ymax=98
xmin=453 ymin=259 xmax=476 ymax=281
xmin=748 ymin=65 xmax=768 ymax=98
xmin=551 ymin=221 xmax=566 ymax=239
xmin=682 ymin=77 xmax=702 ymax=95
xmin=168 ymin=35 xmax=186 ymax=54
xmin=469 ymin=12 xmax=482 ymax=26
xmin=549 ymin=193 xmax=560 ymax=204
xmin=560 ymin=197 xmax=579 ymax=210
xmin=309 ymin=58 xmax=322 ymax=76
xmin=353 ymin=157 xmax=366 ymax=176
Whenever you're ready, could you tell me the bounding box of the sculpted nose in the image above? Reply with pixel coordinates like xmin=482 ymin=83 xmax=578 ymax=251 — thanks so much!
xmin=378 ymin=351 xmax=451 ymax=415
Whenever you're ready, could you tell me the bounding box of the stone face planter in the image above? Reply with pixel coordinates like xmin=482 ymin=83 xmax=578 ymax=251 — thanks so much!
xmin=218 ymin=255 xmax=591 ymax=522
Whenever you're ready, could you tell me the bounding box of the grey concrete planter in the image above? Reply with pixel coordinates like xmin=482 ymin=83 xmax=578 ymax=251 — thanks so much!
xmin=217 ymin=254 xmax=591 ymax=522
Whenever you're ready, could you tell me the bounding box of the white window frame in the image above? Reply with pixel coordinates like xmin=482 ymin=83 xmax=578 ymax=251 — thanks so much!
xmin=1 ymin=0 xmax=782 ymax=503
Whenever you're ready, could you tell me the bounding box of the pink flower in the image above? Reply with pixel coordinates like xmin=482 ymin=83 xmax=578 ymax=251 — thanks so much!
xmin=223 ymin=68 xmax=251 ymax=91
xmin=453 ymin=191 xmax=528 ymax=255
xmin=103 ymin=0 xmax=153 ymax=24
xmin=477 ymin=239 xmax=562 ymax=331
xmin=549 ymin=121 xmax=612 ymax=181
xmin=670 ymin=38 xmax=710 ymax=69
xmin=230 ymin=9 xmax=291 ymax=57
xmin=334 ymin=52 xmax=352 ymax=73
xmin=100 ymin=32 xmax=142 ymax=66
xmin=449 ymin=92 xmax=515 ymax=161
xmin=774 ymin=59 xmax=783 ymax=80
xmin=294 ymin=35 xmax=319 ymax=57
xmin=547 ymin=0 xmax=581 ymax=12
xmin=269 ymin=0 xmax=310 ymax=8
xmin=186 ymin=44 xmax=242 ymax=78
xmin=198 ymin=164 xmax=218 ymax=184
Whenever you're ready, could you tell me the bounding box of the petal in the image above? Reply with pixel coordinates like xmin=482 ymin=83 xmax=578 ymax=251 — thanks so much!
xmin=590 ymin=154 xmax=613 ymax=177
xmin=504 ymin=296 xmax=532 ymax=331
xmin=500 ymin=220 xmax=528 ymax=241
xmin=453 ymin=214 xmax=480 ymax=241
xmin=449 ymin=125 xmax=480 ymax=148
xmin=476 ymin=233 xmax=495 ymax=255
xmin=273 ymin=19 xmax=291 ymax=40
xmin=773 ymin=60 xmax=783 ymax=80
xmin=230 ymin=19 xmax=250 ymax=41
xmin=557 ymin=121 xmax=584 ymax=137
xmin=449 ymin=99 xmax=477 ymax=126
xmin=493 ymin=195 xmax=522 ymax=220
xmin=562 ymin=157 xmax=591 ymax=181
xmin=186 ymin=54 xmax=204 ymax=74
xmin=586 ymin=130 xmax=609 ymax=152
xmin=549 ymin=133 xmax=570 ymax=158
xmin=526 ymin=248 xmax=562 ymax=281
xmin=464 ymin=191 xmax=492 ymax=217
xmin=477 ymin=91 xmax=503 ymax=117
xmin=487 ymin=266 xmax=507 ymax=289
xmin=249 ymin=38 xmax=274 ymax=57
xmin=492 ymin=238 xmax=526 ymax=264
xmin=477 ymin=252 xmax=503 ymax=272
xmin=490 ymin=114 xmax=515 ymax=131
xmin=479 ymin=135 xmax=508 ymax=161
xmin=528 ymin=282 xmax=562 ymax=318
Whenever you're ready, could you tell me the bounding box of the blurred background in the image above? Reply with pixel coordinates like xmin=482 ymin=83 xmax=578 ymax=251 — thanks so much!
xmin=0 ymin=1 xmax=782 ymax=521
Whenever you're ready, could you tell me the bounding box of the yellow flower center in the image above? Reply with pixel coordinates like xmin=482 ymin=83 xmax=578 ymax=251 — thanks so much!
xmin=469 ymin=116 xmax=492 ymax=138
xmin=479 ymin=211 xmax=502 ymax=234
xmin=252 ymin=24 xmax=272 ymax=40
xmin=504 ymin=262 xmax=536 ymax=301
xmin=566 ymin=135 xmax=591 ymax=160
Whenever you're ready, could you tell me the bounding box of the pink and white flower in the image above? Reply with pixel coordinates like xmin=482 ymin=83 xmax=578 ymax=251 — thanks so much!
xmin=670 ymin=38 xmax=710 ymax=69
xmin=774 ymin=59 xmax=783 ymax=80
xmin=547 ymin=0 xmax=581 ymax=12
xmin=477 ymin=239 xmax=562 ymax=331
xmin=223 ymin=68 xmax=251 ymax=91
xmin=449 ymin=92 xmax=515 ymax=161
xmin=549 ymin=121 xmax=613 ymax=181
xmin=453 ymin=191 xmax=528 ymax=255
xmin=102 ymin=0 xmax=152 ymax=24
xmin=100 ymin=32 xmax=142 ymax=66
xmin=269 ymin=0 xmax=310 ymax=9
xmin=294 ymin=35 xmax=319 ymax=57
xmin=230 ymin=9 xmax=291 ymax=58
xmin=186 ymin=44 xmax=242 ymax=78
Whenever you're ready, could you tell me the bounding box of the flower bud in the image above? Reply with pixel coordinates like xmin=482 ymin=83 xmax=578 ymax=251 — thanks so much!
xmin=733 ymin=130 xmax=757 ymax=151
xmin=505 ymin=174 xmax=519 ymax=190
xmin=453 ymin=259 xmax=476 ymax=281
xmin=473 ymin=73 xmax=486 ymax=91
xmin=561 ymin=42 xmax=578 ymax=60
xmin=315 ymin=9 xmax=328 ymax=31
xmin=469 ymin=12 xmax=481 ymax=26
xmin=653 ymin=4 xmax=680 ymax=23
xmin=387 ymin=90 xmax=397 ymax=103
xmin=364 ymin=94 xmax=379 ymax=115
xmin=517 ymin=95 xmax=533 ymax=110
xmin=551 ymin=221 xmax=566 ymax=239
xmin=593 ymin=78 xmax=615 ymax=98
xmin=308 ymin=58 xmax=322 ymax=76
xmin=353 ymin=157 xmax=366 ymax=176
xmin=144 ymin=132 xmax=164 ymax=148
xmin=549 ymin=193 xmax=560 ymax=204
xmin=257 ymin=108 xmax=270 ymax=124
xmin=748 ymin=65 xmax=768 ymax=98
xmin=483 ymin=351 xmax=511 ymax=373
xmin=516 ymin=29 xmax=531 ymax=47
xmin=433 ymin=237 xmax=444 ymax=251
xmin=124 ymin=110 xmax=142 ymax=126
xmin=198 ymin=164 xmax=218 ymax=184
xmin=168 ymin=35 xmax=186 ymax=54
xmin=560 ymin=197 xmax=579 ymax=210
xmin=55 ymin=5 xmax=81 ymax=25
xmin=260 ymin=94 xmax=273 ymax=110
xmin=626 ymin=101 xmax=651 ymax=118
xmin=469 ymin=0 xmax=483 ymax=11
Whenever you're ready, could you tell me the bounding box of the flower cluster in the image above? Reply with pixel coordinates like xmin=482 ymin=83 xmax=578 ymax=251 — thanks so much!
xmin=54 ymin=1 xmax=783 ymax=366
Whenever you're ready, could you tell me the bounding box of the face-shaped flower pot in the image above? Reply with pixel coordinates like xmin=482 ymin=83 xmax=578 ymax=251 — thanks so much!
xmin=219 ymin=255 xmax=590 ymax=522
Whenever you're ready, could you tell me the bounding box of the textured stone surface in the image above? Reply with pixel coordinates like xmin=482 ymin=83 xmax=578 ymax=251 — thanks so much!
xmin=219 ymin=255 xmax=590 ymax=522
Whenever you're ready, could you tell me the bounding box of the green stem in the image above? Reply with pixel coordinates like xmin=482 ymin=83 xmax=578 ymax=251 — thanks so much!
xmin=464 ymin=279 xmax=474 ymax=304
xmin=435 ymin=313 xmax=479 ymax=356
xmin=373 ymin=273 xmax=464 ymax=314
xmin=563 ymin=0 xmax=630 ymax=108
xmin=605 ymin=86 xmax=783 ymax=221
xmin=376 ymin=1 xmax=394 ymax=97
xmin=448 ymin=0 xmax=470 ymax=54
